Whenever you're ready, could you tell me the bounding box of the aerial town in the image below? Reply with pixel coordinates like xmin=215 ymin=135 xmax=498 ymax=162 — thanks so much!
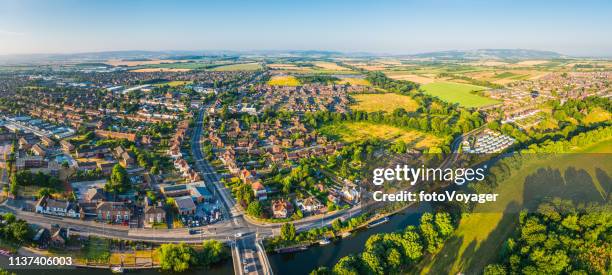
xmin=0 ymin=1 xmax=611 ymax=275
xmin=0 ymin=51 xmax=609 ymax=275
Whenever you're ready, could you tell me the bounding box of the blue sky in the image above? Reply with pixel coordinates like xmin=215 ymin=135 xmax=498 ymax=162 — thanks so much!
xmin=0 ymin=0 xmax=611 ymax=56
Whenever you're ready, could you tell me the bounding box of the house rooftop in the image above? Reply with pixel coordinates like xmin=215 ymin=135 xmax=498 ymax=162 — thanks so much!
xmin=174 ymin=196 xmax=196 ymax=211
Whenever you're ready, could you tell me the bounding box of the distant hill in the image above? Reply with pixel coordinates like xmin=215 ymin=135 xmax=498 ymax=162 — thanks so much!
xmin=407 ymin=49 xmax=565 ymax=60
xmin=0 ymin=48 xmax=568 ymax=65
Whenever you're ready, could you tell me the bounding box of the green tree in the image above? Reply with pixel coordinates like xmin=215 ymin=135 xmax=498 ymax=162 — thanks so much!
xmin=361 ymin=251 xmax=384 ymax=275
xmin=331 ymin=219 xmax=343 ymax=232
xmin=309 ymin=266 xmax=331 ymax=275
xmin=199 ymin=240 xmax=226 ymax=267
xmin=386 ymin=248 xmax=402 ymax=273
xmin=420 ymin=213 xmax=442 ymax=253
xmin=484 ymin=264 xmax=507 ymax=275
xmin=246 ymin=200 xmax=263 ymax=217
xmin=158 ymin=243 xmax=198 ymax=272
xmin=146 ymin=191 xmax=157 ymax=202
xmin=37 ymin=187 xmax=54 ymax=198
xmin=105 ymin=164 xmax=129 ymax=193
xmin=332 ymin=255 xmax=361 ymax=275
xmin=280 ymin=223 xmax=296 ymax=241
xmin=402 ymin=226 xmax=424 ymax=262
xmin=434 ymin=212 xmax=454 ymax=238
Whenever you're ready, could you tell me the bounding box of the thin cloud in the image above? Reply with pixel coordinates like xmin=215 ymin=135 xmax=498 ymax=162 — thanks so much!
xmin=0 ymin=29 xmax=25 ymax=36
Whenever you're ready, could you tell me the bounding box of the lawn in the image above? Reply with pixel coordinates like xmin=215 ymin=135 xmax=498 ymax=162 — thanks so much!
xmin=320 ymin=121 xmax=442 ymax=149
xmin=420 ymin=82 xmax=500 ymax=108
xmin=268 ymin=75 xmax=301 ymax=86
xmin=81 ymin=237 xmax=111 ymax=263
xmin=419 ymin=138 xmax=612 ymax=274
xmin=211 ymin=62 xmax=262 ymax=71
xmin=351 ymin=93 xmax=419 ymax=113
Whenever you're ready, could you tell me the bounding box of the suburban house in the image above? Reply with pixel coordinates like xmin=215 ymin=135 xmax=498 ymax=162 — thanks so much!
xmin=60 ymin=139 xmax=75 ymax=151
xmin=251 ymin=181 xmax=267 ymax=201
xmin=96 ymin=201 xmax=131 ymax=224
xmin=296 ymin=197 xmax=323 ymax=214
xmin=272 ymin=199 xmax=293 ymax=219
xmin=341 ymin=186 xmax=360 ymax=204
xmin=160 ymin=182 xmax=212 ymax=203
xmin=174 ymin=196 xmax=196 ymax=215
xmin=77 ymin=161 xmax=97 ymax=171
xmin=50 ymin=228 xmax=69 ymax=248
xmin=144 ymin=199 xmax=166 ymax=227
xmin=97 ymin=161 xmax=116 ymax=175
xmin=83 ymin=187 xmax=106 ymax=203
xmin=31 ymin=143 xmax=46 ymax=157
xmin=41 ymin=136 xmax=55 ymax=147
xmin=35 ymin=196 xmax=80 ymax=218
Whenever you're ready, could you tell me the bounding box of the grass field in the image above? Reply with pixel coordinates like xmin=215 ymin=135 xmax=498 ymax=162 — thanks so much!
xmin=420 ymin=82 xmax=500 ymax=108
xmin=153 ymin=80 xmax=192 ymax=87
xmin=336 ymin=77 xmax=371 ymax=86
xmin=582 ymin=107 xmax=611 ymax=125
xmin=313 ymin=61 xmax=351 ymax=71
xmin=211 ymin=62 xmax=262 ymax=71
xmin=385 ymin=72 xmax=435 ymax=84
xmin=351 ymin=93 xmax=419 ymax=112
xmin=419 ymin=138 xmax=612 ymax=274
xmin=268 ymin=75 xmax=301 ymax=86
xmin=320 ymin=121 xmax=442 ymax=148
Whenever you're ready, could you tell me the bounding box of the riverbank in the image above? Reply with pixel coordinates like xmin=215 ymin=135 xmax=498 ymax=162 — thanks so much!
xmin=267 ymin=201 xmax=434 ymax=274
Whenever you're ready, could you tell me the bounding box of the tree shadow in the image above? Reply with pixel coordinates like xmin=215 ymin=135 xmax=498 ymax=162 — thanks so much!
xmin=595 ymin=168 xmax=611 ymax=198
xmin=411 ymin=235 xmax=464 ymax=275
xmin=523 ymin=166 xmax=606 ymax=212
xmin=462 ymin=201 xmax=520 ymax=274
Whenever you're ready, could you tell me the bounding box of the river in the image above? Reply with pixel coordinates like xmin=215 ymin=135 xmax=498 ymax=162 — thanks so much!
xmin=268 ymin=202 xmax=433 ymax=275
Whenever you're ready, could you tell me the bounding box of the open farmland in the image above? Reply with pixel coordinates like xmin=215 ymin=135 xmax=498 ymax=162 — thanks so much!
xmin=267 ymin=63 xmax=317 ymax=74
xmin=344 ymin=61 xmax=389 ymax=71
xmin=267 ymin=75 xmax=301 ymax=86
xmin=336 ymin=77 xmax=371 ymax=86
xmin=130 ymin=61 xmax=218 ymax=71
xmin=384 ymin=71 xmax=435 ymax=84
xmin=421 ymin=82 xmax=500 ymax=108
xmin=105 ymin=59 xmax=191 ymax=66
xmin=211 ymin=62 xmax=262 ymax=71
xmin=351 ymin=93 xmax=418 ymax=112
xmin=465 ymin=69 xmax=550 ymax=85
xmin=313 ymin=61 xmax=351 ymax=71
xmin=130 ymin=68 xmax=191 ymax=72
xmin=514 ymin=60 xmax=550 ymax=66
xmin=320 ymin=121 xmax=442 ymax=148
